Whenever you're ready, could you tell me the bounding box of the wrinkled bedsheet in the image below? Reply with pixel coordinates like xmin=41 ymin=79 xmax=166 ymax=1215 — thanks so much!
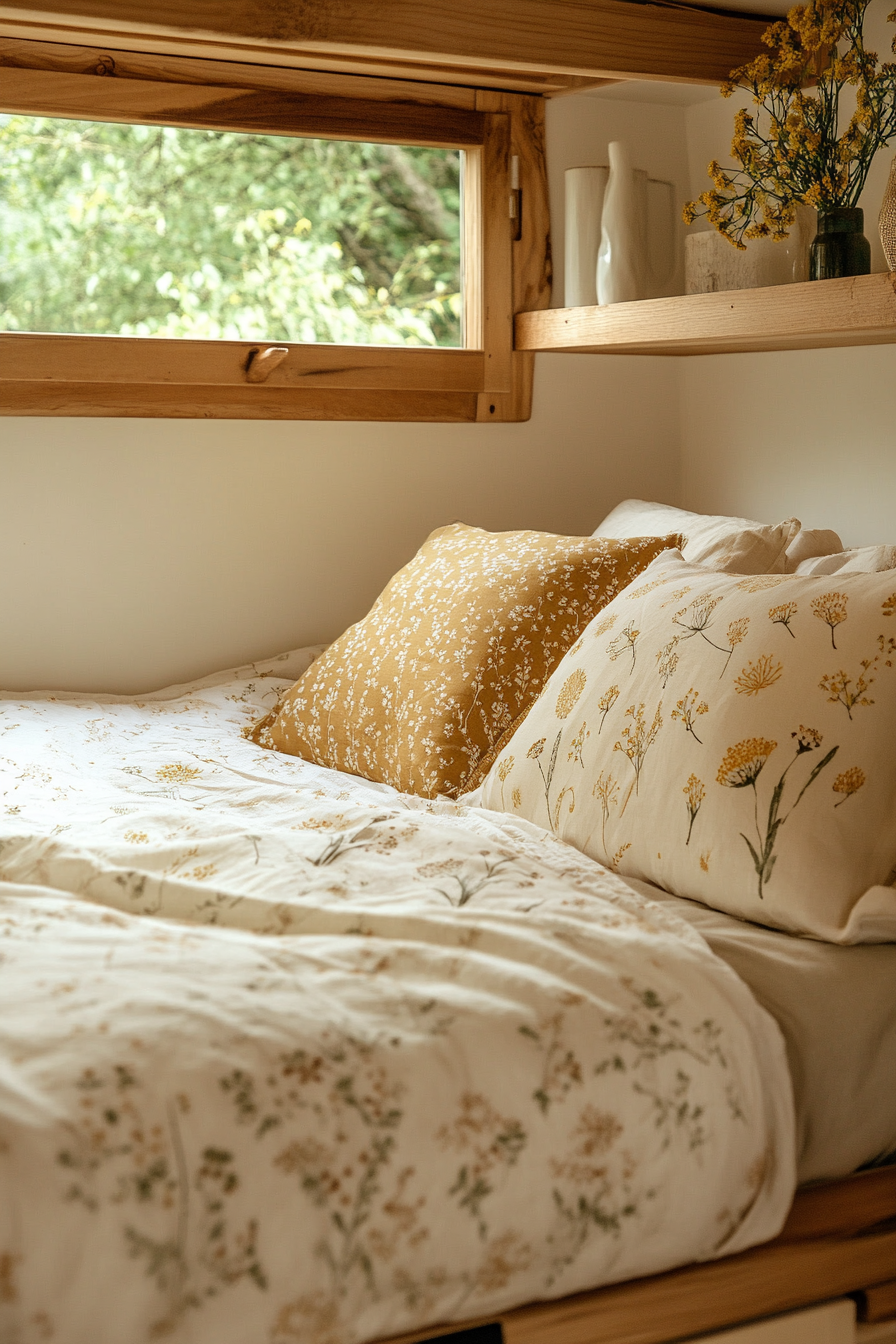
xmin=0 ymin=650 xmax=795 ymax=1344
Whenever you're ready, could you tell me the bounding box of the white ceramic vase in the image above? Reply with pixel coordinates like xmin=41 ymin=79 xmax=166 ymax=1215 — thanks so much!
xmin=564 ymin=165 xmax=608 ymax=306
xmin=597 ymin=141 xmax=646 ymax=305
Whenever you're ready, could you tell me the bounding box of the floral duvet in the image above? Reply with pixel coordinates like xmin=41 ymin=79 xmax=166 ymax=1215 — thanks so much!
xmin=0 ymin=650 xmax=795 ymax=1344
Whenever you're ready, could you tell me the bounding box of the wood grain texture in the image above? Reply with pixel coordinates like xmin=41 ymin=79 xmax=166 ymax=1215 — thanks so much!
xmin=0 ymin=0 xmax=773 ymax=84
xmin=0 ymin=33 xmax=478 ymax=108
xmin=0 ymin=18 xmax=612 ymax=95
xmin=515 ymin=273 xmax=896 ymax=356
xmin=462 ymin=146 xmax=483 ymax=351
xmin=0 ymin=64 xmax=485 ymax=144
xmin=0 ymin=336 xmax=485 ymax=392
xmin=475 ymin=90 xmax=551 ymax=422
xmin=776 ymin=1165 xmax=896 ymax=1244
xmin=0 ymin=382 xmax=480 ymax=420
xmin=856 ymin=1280 xmax=896 ymax=1324
xmin=478 ymin=110 xmax=514 ymax=409
xmin=375 ymin=1168 xmax=896 ymax=1344
xmin=376 ymin=1228 xmax=896 ymax=1344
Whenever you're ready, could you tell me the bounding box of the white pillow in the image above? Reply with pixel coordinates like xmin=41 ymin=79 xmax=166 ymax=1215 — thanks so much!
xmin=479 ymin=552 xmax=896 ymax=944
xmin=594 ymin=499 xmax=802 ymax=575
xmin=795 ymin=544 xmax=896 ymax=576
xmin=783 ymin=527 xmax=845 ymax=572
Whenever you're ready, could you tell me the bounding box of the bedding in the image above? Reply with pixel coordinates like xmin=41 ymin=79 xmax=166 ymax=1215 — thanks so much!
xmin=795 ymin=543 xmax=896 ymax=575
xmin=477 ymin=551 xmax=896 ymax=943
xmin=593 ymin=498 xmax=800 ymax=574
xmin=246 ymin=524 xmax=680 ymax=799
xmin=0 ymin=652 xmax=794 ymax=1344
xmin=593 ymin=499 xmax=844 ymax=575
xmin=617 ymin=876 xmax=896 ymax=1183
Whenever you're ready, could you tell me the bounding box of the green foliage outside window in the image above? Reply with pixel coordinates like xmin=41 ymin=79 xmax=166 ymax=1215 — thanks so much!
xmin=0 ymin=115 xmax=462 ymax=346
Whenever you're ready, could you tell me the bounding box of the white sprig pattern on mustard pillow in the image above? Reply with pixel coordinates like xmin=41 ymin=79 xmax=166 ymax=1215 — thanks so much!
xmin=480 ymin=553 xmax=896 ymax=944
xmin=245 ymin=525 xmax=680 ymax=799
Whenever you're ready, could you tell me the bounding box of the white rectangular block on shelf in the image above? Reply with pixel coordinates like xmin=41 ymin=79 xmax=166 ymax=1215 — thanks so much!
xmin=685 ymin=208 xmax=816 ymax=294
xmin=685 ymin=229 xmax=761 ymax=293
xmin=679 ymin=1298 xmax=854 ymax=1344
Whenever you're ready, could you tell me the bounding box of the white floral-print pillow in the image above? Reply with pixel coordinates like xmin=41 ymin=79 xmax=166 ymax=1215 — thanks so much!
xmin=479 ymin=552 xmax=896 ymax=944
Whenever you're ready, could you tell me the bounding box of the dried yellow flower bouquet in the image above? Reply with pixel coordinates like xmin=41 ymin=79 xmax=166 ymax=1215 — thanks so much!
xmin=684 ymin=0 xmax=896 ymax=250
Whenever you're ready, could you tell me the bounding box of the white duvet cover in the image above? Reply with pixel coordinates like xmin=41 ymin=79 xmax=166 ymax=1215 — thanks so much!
xmin=0 ymin=651 xmax=795 ymax=1344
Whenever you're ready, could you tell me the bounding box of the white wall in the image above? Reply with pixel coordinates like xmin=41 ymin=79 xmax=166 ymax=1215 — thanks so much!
xmin=5 ymin=45 xmax=895 ymax=696
xmin=0 ymin=356 xmax=678 ymax=693
xmin=679 ymin=345 xmax=896 ymax=545
xmin=0 ymin=96 xmax=692 ymax=695
xmin=679 ymin=0 xmax=896 ymax=546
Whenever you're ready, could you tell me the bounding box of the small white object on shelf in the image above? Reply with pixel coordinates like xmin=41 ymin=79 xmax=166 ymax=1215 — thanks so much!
xmin=685 ymin=206 xmax=817 ymax=294
xmin=685 ymin=230 xmax=760 ymax=294
xmin=597 ymin=140 xmax=646 ymax=304
xmin=564 ymin=165 xmax=608 ymax=306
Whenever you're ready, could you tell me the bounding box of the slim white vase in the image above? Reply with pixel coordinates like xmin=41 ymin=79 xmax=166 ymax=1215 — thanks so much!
xmin=597 ymin=141 xmax=646 ymax=305
xmin=564 ymin=165 xmax=608 ymax=306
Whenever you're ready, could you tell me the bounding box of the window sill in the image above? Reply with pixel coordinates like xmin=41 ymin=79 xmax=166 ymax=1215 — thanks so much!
xmin=0 ymin=333 xmax=488 ymax=420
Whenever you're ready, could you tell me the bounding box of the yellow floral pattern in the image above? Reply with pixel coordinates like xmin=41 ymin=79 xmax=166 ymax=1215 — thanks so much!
xmin=556 ymin=669 xmax=587 ymax=720
xmin=736 ymin=576 xmax=789 ymax=593
xmin=597 ymin=685 xmax=620 ymax=733
xmin=769 ymin=602 xmax=798 ymax=637
xmin=717 ymin=727 xmax=837 ymax=900
xmin=734 ymin=654 xmax=784 ymax=697
xmin=0 ymin=651 xmax=792 ymax=1340
xmin=684 ymin=774 xmax=706 ymax=845
xmin=671 ymin=688 xmax=709 ymax=743
xmin=811 ymin=591 xmax=849 ymax=649
xmin=833 ymin=766 xmax=866 ymax=806
xmin=480 ymin=554 xmax=896 ymax=943
xmin=245 ymin=526 xmax=680 ymax=800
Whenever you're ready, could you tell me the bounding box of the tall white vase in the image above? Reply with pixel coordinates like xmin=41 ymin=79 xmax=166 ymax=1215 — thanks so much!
xmin=597 ymin=141 xmax=646 ymax=305
xmin=564 ymin=165 xmax=608 ymax=307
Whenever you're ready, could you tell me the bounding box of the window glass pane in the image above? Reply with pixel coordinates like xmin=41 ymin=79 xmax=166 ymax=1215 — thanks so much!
xmin=0 ymin=115 xmax=462 ymax=346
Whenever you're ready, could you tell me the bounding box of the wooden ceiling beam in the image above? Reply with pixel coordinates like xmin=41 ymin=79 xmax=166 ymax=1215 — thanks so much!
xmin=0 ymin=0 xmax=776 ymax=89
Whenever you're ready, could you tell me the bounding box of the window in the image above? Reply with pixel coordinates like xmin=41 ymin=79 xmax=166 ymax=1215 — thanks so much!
xmin=0 ymin=37 xmax=550 ymax=421
xmin=2 ymin=118 xmax=463 ymax=347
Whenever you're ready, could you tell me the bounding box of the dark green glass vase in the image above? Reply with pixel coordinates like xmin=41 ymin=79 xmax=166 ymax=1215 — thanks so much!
xmin=809 ymin=207 xmax=871 ymax=280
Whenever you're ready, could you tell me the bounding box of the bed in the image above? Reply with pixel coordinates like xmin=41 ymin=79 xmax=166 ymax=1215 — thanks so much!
xmin=1 ymin=638 xmax=894 ymax=1344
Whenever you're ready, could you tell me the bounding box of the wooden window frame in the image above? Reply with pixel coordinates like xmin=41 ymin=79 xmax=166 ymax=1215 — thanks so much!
xmin=0 ymin=36 xmax=551 ymax=420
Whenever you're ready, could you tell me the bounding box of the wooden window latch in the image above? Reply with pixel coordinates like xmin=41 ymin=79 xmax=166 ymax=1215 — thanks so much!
xmin=245 ymin=347 xmax=290 ymax=383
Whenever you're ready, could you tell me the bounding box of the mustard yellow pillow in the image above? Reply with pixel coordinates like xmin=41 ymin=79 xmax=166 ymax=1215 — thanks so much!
xmin=245 ymin=523 xmax=681 ymax=798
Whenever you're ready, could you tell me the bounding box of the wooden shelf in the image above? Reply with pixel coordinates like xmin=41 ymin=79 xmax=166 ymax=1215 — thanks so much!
xmin=514 ymin=272 xmax=896 ymax=357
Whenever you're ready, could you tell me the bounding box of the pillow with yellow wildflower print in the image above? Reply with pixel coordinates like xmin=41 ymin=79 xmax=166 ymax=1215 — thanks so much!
xmin=245 ymin=524 xmax=681 ymax=799
xmin=479 ymin=551 xmax=896 ymax=943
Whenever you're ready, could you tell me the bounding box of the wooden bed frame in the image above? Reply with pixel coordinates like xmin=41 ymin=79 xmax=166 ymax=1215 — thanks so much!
xmin=379 ymin=1165 xmax=896 ymax=1344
